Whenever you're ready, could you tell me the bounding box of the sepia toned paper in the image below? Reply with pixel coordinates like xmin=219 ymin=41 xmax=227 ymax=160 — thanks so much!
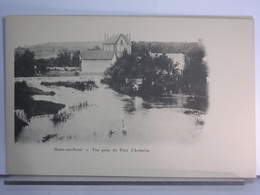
xmin=5 ymin=15 xmax=256 ymax=178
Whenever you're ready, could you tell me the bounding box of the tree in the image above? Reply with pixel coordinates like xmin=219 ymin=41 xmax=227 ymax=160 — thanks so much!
xmin=104 ymin=50 xmax=139 ymax=83
xmin=106 ymin=42 xmax=206 ymax=97
xmin=72 ymin=50 xmax=81 ymax=67
xmin=56 ymin=49 xmax=71 ymax=67
xmin=154 ymin=53 xmax=176 ymax=75
xmin=35 ymin=59 xmax=48 ymax=74
xmin=131 ymin=41 xmax=151 ymax=55
xmin=92 ymin=45 xmax=101 ymax=50
xmin=15 ymin=49 xmax=35 ymax=77
xmin=183 ymin=46 xmax=208 ymax=96
xmin=139 ymin=51 xmax=155 ymax=75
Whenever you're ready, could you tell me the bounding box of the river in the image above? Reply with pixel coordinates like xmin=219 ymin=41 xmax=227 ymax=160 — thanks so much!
xmin=15 ymin=75 xmax=207 ymax=144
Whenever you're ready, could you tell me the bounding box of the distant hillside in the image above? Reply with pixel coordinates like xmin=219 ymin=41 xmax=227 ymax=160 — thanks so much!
xmin=132 ymin=41 xmax=200 ymax=53
xmin=16 ymin=40 xmax=200 ymax=60
xmin=25 ymin=41 xmax=103 ymax=59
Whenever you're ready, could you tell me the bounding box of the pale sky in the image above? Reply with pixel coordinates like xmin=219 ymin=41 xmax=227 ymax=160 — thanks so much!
xmin=6 ymin=15 xmax=203 ymax=47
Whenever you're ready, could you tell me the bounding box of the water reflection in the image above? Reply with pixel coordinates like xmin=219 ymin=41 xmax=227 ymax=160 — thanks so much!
xmin=15 ymin=75 xmax=208 ymax=144
xmin=142 ymin=95 xmax=208 ymax=112
xmin=184 ymin=96 xmax=208 ymax=112
xmin=51 ymin=100 xmax=89 ymax=126
xmin=122 ymin=98 xmax=136 ymax=114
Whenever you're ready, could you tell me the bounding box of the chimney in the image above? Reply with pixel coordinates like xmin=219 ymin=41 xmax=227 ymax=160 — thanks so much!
xmin=129 ymin=32 xmax=131 ymax=41
xmin=104 ymin=33 xmax=106 ymax=41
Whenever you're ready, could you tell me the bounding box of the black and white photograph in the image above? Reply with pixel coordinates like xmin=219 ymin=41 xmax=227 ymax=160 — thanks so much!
xmin=14 ymin=30 xmax=208 ymax=144
xmin=5 ymin=16 xmax=255 ymax=177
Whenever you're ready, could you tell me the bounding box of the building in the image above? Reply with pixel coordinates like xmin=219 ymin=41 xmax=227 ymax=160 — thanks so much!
xmin=80 ymin=33 xmax=132 ymax=73
xmin=103 ymin=33 xmax=132 ymax=57
xmin=81 ymin=50 xmax=116 ymax=73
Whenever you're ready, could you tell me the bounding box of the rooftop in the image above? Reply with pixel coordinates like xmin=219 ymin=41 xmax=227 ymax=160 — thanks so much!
xmin=103 ymin=34 xmax=131 ymax=45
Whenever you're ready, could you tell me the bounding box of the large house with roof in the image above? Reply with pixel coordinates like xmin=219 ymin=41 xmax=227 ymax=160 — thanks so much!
xmin=80 ymin=33 xmax=131 ymax=74
xmin=103 ymin=33 xmax=131 ymax=57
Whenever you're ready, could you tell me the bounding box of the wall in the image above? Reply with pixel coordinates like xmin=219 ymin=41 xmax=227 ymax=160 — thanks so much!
xmin=81 ymin=59 xmax=112 ymax=74
xmin=115 ymin=36 xmax=131 ymax=56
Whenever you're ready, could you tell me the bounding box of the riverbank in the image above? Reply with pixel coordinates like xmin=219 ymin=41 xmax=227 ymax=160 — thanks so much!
xmin=104 ymin=78 xmax=208 ymax=112
xmin=15 ymin=81 xmax=65 ymax=141
xmin=36 ymin=70 xmax=103 ymax=77
xmin=13 ymin=74 xmax=207 ymax=144
xmin=41 ymin=80 xmax=98 ymax=91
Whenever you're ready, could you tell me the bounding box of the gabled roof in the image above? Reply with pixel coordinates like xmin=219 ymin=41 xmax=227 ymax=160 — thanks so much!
xmin=81 ymin=50 xmax=115 ymax=60
xmin=103 ymin=34 xmax=131 ymax=45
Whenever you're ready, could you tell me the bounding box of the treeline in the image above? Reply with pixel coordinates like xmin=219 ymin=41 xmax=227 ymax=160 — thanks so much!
xmin=105 ymin=42 xmax=208 ymax=97
xmin=27 ymin=41 xmax=103 ymax=56
xmin=131 ymin=41 xmax=200 ymax=54
xmin=15 ymin=48 xmax=81 ymax=77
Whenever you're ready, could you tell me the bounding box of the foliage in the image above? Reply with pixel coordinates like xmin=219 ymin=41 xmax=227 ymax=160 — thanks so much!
xmin=51 ymin=109 xmax=72 ymax=125
xmin=106 ymin=41 xmax=208 ymax=97
xmin=131 ymin=41 xmax=199 ymax=53
xmin=105 ymin=48 xmax=180 ymax=96
xmin=15 ymin=111 xmax=28 ymax=142
xmin=131 ymin=41 xmax=151 ymax=54
xmin=15 ymin=47 xmax=82 ymax=77
xmin=154 ymin=53 xmax=179 ymax=75
xmin=51 ymin=100 xmax=88 ymax=126
xmin=27 ymin=41 xmax=103 ymax=54
xmin=15 ymin=48 xmax=35 ymax=77
xmin=44 ymin=57 xmax=56 ymax=67
xmin=54 ymin=49 xmax=81 ymax=68
xmin=56 ymin=49 xmax=72 ymax=67
xmin=71 ymin=50 xmax=81 ymax=67
xmin=108 ymin=51 xmax=179 ymax=80
xmin=35 ymin=59 xmax=48 ymax=74
xmin=88 ymin=45 xmax=101 ymax=50
xmin=183 ymin=46 xmax=208 ymax=96
xmin=106 ymin=50 xmax=140 ymax=84
xmin=41 ymin=80 xmax=98 ymax=91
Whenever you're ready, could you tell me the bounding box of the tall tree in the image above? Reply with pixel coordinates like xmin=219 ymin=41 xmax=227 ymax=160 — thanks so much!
xmin=56 ymin=49 xmax=71 ymax=67
xmin=154 ymin=53 xmax=176 ymax=75
xmin=183 ymin=46 xmax=208 ymax=96
xmin=15 ymin=49 xmax=35 ymax=77
xmin=35 ymin=59 xmax=48 ymax=74
xmin=72 ymin=50 xmax=81 ymax=67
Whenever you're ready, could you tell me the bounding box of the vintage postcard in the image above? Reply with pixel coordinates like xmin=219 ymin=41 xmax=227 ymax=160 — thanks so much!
xmin=5 ymin=15 xmax=256 ymax=178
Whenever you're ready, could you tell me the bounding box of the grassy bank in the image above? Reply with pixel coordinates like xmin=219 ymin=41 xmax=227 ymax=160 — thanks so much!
xmin=15 ymin=81 xmax=65 ymax=142
xmin=41 ymin=80 xmax=98 ymax=91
